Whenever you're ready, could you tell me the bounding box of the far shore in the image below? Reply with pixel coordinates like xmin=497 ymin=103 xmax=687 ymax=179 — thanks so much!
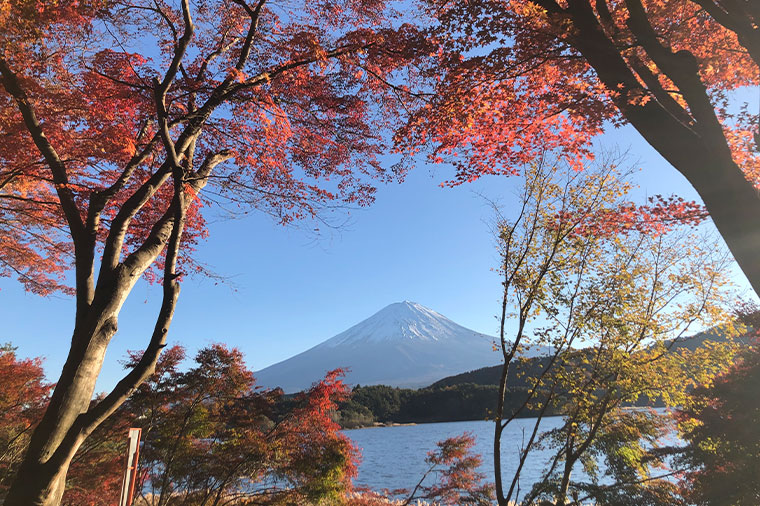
xmin=344 ymin=422 xmax=419 ymax=430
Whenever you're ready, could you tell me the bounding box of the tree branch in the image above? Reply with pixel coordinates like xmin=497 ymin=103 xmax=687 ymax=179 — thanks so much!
xmin=76 ymin=150 xmax=231 ymax=438
xmin=0 ymin=58 xmax=85 ymax=240
xmin=232 ymin=0 xmax=269 ymax=70
xmin=0 ymin=56 xmax=94 ymax=313
xmin=99 ymin=161 xmax=173 ymax=272
xmin=624 ymin=0 xmax=729 ymax=149
xmin=689 ymin=0 xmax=760 ymax=65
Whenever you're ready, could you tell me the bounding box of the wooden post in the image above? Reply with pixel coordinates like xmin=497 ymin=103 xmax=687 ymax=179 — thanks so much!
xmin=119 ymin=428 xmax=142 ymax=506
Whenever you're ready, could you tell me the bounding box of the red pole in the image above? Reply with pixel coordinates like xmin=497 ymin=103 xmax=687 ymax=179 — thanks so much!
xmin=119 ymin=428 xmax=142 ymax=506
xmin=126 ymin=428 xmax=141 ymax=506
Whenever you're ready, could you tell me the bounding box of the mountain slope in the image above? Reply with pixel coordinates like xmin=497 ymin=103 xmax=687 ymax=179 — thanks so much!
xmin=428 ymin=325 xmax=746 ymax=390
xmin=254 ymin=301 xmax=518 ymax=392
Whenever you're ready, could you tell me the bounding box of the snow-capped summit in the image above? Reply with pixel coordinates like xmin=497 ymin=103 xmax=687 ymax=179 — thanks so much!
xmin=254 ymin=301 xmax=508 ymax=393
xmin=324 ymin=300 xmax=476 ymax=346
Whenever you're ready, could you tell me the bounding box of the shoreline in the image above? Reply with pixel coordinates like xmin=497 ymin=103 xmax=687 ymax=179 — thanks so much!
xmin=344 ymin=422 xmax=419 ymax=430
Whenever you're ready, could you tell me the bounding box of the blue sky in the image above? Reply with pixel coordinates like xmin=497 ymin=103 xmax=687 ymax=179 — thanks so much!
xmin=1 ymin=124 xmax=756 ymax=392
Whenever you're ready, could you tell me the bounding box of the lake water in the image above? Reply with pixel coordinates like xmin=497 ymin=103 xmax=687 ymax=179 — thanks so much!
xmin=344 ymin=416 xmax=572 ymax=501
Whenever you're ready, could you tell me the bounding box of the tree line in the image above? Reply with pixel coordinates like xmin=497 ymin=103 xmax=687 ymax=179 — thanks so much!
xmin=337 ymin=383 xmax=537 ymax=428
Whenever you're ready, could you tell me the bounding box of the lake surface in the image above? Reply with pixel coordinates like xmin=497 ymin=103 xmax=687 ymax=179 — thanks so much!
xmin=344 ymin=417 xmax=572 ymax=501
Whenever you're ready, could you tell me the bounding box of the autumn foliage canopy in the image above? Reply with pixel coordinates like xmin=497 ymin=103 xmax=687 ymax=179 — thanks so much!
xmin=401 ymin=0 xmax=758 ymax=182
xmin=399 ymin=0 xmax=760 ymax=292
xmin=0 ymin=0 xmax=435 ymax=503
xmin=0 ymin=0 xmax=431 ymax=293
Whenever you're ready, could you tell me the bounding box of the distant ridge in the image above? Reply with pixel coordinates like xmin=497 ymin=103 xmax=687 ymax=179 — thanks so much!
xmin=331 ymin=325 xmax=751 ymax=428
xmin=254 ymin=301 xmax=545 ymax=393
xmin=429 ymin=325 xmax=747 ymax=390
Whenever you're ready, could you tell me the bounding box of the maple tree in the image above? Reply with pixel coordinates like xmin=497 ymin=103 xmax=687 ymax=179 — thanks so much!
xmin=399 ymin=0 xmax=760 ymax=294
xmin=0 ymin=341 xmax=495 ymax=506
xmin=487 ymin=160 xmax=738 ymax=505
xmin=675 ymin=346 xmax=760 ymax=506
xmin=61 ymin=345 xmax=358 ymax=506
xmin=675 ymin=304 xmax=760 ymax=506
xmin=397 ymin=433 xmax=494 ymax=506
xmin=350 ymin=433 xmax=493 ymax=506
xmin=60 ymin=345 xmax=493 ymax=506
xmin=0 ymin=0 xmax=432 ymax=504
xmin=0 ymin=345 xmax=53 ymax=497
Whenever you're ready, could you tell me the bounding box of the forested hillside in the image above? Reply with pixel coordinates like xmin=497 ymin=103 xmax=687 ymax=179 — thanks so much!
xmin=336 ymin=383 xmax=544 ymax=428
xmin=336 ymin=329 xmax=741 ymax=429
xmin=336 ymin=356 xmax=551 ymax=428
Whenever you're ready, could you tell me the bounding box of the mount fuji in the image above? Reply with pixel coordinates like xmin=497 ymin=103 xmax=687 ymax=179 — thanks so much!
xmin=254 ymin=301 xmax=536 ymax=393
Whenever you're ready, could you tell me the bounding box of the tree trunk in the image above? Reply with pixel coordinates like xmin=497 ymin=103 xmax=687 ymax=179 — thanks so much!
xmin=493 ymin=359 xmax=510 ymax=506
xmin=3 ymin=459 xmax=72 ymax=506
xmin=3 ymin=266 xmax=177 ymax=506
xmin=563 ymin=1 xmax=760 ymax=297
xmin=2 ymin=310 xmax=119 ymax=505
xmin=555 ymin=450 xmax=574 ymax=506
xmin=671 ymin=155 xmax=760 ymax=297
xmin=621 ymin=110 xmax=760 ymax=297
xmin=8 ymin=472 xmax=59 ymax=506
